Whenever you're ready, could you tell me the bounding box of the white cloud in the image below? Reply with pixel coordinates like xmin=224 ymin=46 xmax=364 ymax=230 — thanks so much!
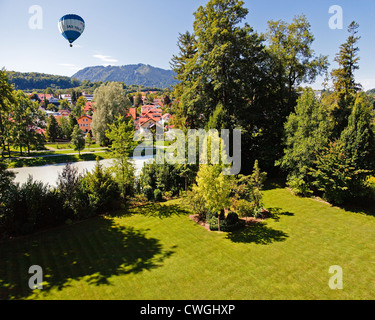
xmin=93 ymin=54 xmax=118 ymax=64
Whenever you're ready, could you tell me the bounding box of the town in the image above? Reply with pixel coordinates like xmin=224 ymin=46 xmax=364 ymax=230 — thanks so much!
xmin=26 ymin=90 xmax=173 ymax=144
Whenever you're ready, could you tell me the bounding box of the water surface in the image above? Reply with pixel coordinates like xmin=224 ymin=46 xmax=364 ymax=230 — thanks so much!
xmin=9 ymin=155 xmax=154 ymax=187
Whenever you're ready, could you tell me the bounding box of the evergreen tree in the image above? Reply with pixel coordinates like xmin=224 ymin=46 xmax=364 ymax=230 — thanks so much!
xmin=86 ymin=132 xmax=93 ymax=150
xmin=0 ymin=160 xmax=15 ymax=195
xmin=340 ymin=93 xmax=375 ymax=171
xmin=250 ymin=160 xmax=267 ymax=210
xmin=81 ymin=157 xmax=120 ymax=213
xmin=68 ymin=113 xmax=78 ymax=139
xmin=330 ymin=21 xmax=362 ymax=138
xmin=170 ymin=31 xmax=198 ymax=129
xmin=46 ymin=115 xmax=59 ymax=142
xmin=73 ymin=96 xmax=87 ymax=118
xmin=310 ymin=140 xmax=371 ymax=204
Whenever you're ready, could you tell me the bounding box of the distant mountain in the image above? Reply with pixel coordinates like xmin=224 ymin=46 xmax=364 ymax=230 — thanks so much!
xmin=72 ymin=64 xmax=178 ymax=89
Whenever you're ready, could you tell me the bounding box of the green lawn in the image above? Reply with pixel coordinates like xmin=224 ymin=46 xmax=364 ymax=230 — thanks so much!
xmin=46 ymin=143 xmax=103 ymax=150
xmin=5 ymin=151 xmax=112 ymax=168
xmin=1 ymin=183 xmax=375 ymax=300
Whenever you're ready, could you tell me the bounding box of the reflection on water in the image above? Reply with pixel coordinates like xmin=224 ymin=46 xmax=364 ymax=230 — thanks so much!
xmin=9 ymin=155 xmax=154 ymax=187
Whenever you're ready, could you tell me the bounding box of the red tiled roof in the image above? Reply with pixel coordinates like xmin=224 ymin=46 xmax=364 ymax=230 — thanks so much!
xmin=128 ymin=108 xmax=137 ymax=120
xmin=77 ymin=115 xmax=92 ymax=121
xmin=37 ymin=94 xmax=54 ymax=101
xmin=36 ymin=128 xmax=46 ymax=135
xmin=84 ymin=102 xmax=92 ymax=112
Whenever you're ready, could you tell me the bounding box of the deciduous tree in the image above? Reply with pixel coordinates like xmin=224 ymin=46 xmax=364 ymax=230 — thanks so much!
xmin=91 ymin=82 xmax=131 ymax=145
xmin=71 ymin=125 xmax=85 ymax=156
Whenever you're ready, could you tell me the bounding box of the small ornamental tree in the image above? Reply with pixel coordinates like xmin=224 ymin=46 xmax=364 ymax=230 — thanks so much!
xmin=105 ymin=115 xmax=137 ymax=199
xmin=194 ymin=164 xmax=232 ymax=231
xmin=71 ymin=125 xmax=85 ymax=156
xmin=250 ymin=160 xmax=267 ymax=213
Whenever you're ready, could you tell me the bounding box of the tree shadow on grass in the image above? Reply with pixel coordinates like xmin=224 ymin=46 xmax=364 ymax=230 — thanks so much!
xmin=226 ymin=222 xmax=288 ymax=245
xmin=262 ymin=178 xmax=286 ymax=191
xmin=267 ymin=207 xmax=294 ymax=222
xmin=0 ymin=217 xmax=176 ymax=300
xmin=114 ymin=203 xmax=192 ymax=219
xmin=339 ymin=202 xmax=375 ymax=218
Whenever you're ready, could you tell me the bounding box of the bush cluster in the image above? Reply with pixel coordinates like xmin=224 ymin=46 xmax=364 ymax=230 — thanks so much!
xmin=0 ymin=161 xmax=120 ymax=238
xmin=139 ymin=161 xmax=198 ymax=201
xmin=208 ymin=211 xmax=245 ymax=232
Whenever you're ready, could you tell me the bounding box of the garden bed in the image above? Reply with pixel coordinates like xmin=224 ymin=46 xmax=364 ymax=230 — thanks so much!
xmin=189 ymin=209 xmax=271 ymax=232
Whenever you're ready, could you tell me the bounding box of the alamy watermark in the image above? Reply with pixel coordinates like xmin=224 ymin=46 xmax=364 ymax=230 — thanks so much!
xmin=133 ymin=127 xmax=242 ymax=175
xmin=28 ymin=5 xmax=43 ymax=30
xmin=28 ymin=265 xmax=43 ymax=290
xmin=329 ymin=5 xmax=343 ymax=30
xmin=329 ymin=265 xmax=343 ymax=290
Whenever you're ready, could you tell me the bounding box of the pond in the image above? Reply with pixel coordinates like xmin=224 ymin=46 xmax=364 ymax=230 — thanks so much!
xmin=9 ymin=155 xmax=154 ymax=187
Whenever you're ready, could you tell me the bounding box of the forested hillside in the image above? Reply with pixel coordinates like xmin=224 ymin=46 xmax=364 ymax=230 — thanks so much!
xmin=7 ymin=71 xmax=81 ymax=90
xmin=72 ymin=64 xmax=178 ymax=89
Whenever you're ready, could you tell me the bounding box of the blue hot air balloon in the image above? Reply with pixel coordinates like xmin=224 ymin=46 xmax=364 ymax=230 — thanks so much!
xmin=58 ymin=14 xmax=85 ymax=47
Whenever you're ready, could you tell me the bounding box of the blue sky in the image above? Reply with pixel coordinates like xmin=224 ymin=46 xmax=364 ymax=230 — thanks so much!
xmin=1 ymin=0 xmax=375 ymax=90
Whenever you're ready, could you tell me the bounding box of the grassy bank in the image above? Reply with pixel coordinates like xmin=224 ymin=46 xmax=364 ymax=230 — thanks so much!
xmin=4 ymin=151 xmax=113 ymax=168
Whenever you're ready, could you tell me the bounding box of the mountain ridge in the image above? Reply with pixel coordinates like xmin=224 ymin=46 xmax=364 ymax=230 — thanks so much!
xmin=72 ymin=63 xmax=178 ymax=89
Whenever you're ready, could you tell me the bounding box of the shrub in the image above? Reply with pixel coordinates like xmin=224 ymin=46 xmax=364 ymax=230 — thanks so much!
xmin=310 ymin=141 xmax=371 ymax=204
xmin=205 ymin=210 xmax=215 ymax=222
xmin=163 ymin=191 xmax=173 ymax=200
xmin=226 ymin=211 xmax=239 ymax=224
xmin=139 ymin=161 xmax=197 ymax=197
xmin=184 ymin=190 xmax=207 ymax=215
xmin=3 ymin=177 xmax=67 ymax=236
xmin=134 ymin=193 xmax=148 ymax=204
xmin=253 ymin=207 xmax=265 ymax=219
xmin=209 ymin=212 xmax=244 ymax=232
xmin=208 ymin=216 xmax=219 ymax=231
xmin=81 ymin=160 xmax=120 ymax=213
xmin=56 ymin=163 xmax=89 ymax=218
xmin=287 ymin=175 xmax=313 ymax=196
xmin=143 ymin=185 xmax=154 ymax=201
xmin=154 ymin=189 xmax=163 ymax=202
xmin=365 ymin=176 xmax=375 ymax=201
xmin=236 ymin=199 xmax=255 ymax=218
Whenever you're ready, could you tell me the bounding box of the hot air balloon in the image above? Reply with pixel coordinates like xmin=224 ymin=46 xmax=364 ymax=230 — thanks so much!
xmin=58 ymin=14 xmax=85 ymax=47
